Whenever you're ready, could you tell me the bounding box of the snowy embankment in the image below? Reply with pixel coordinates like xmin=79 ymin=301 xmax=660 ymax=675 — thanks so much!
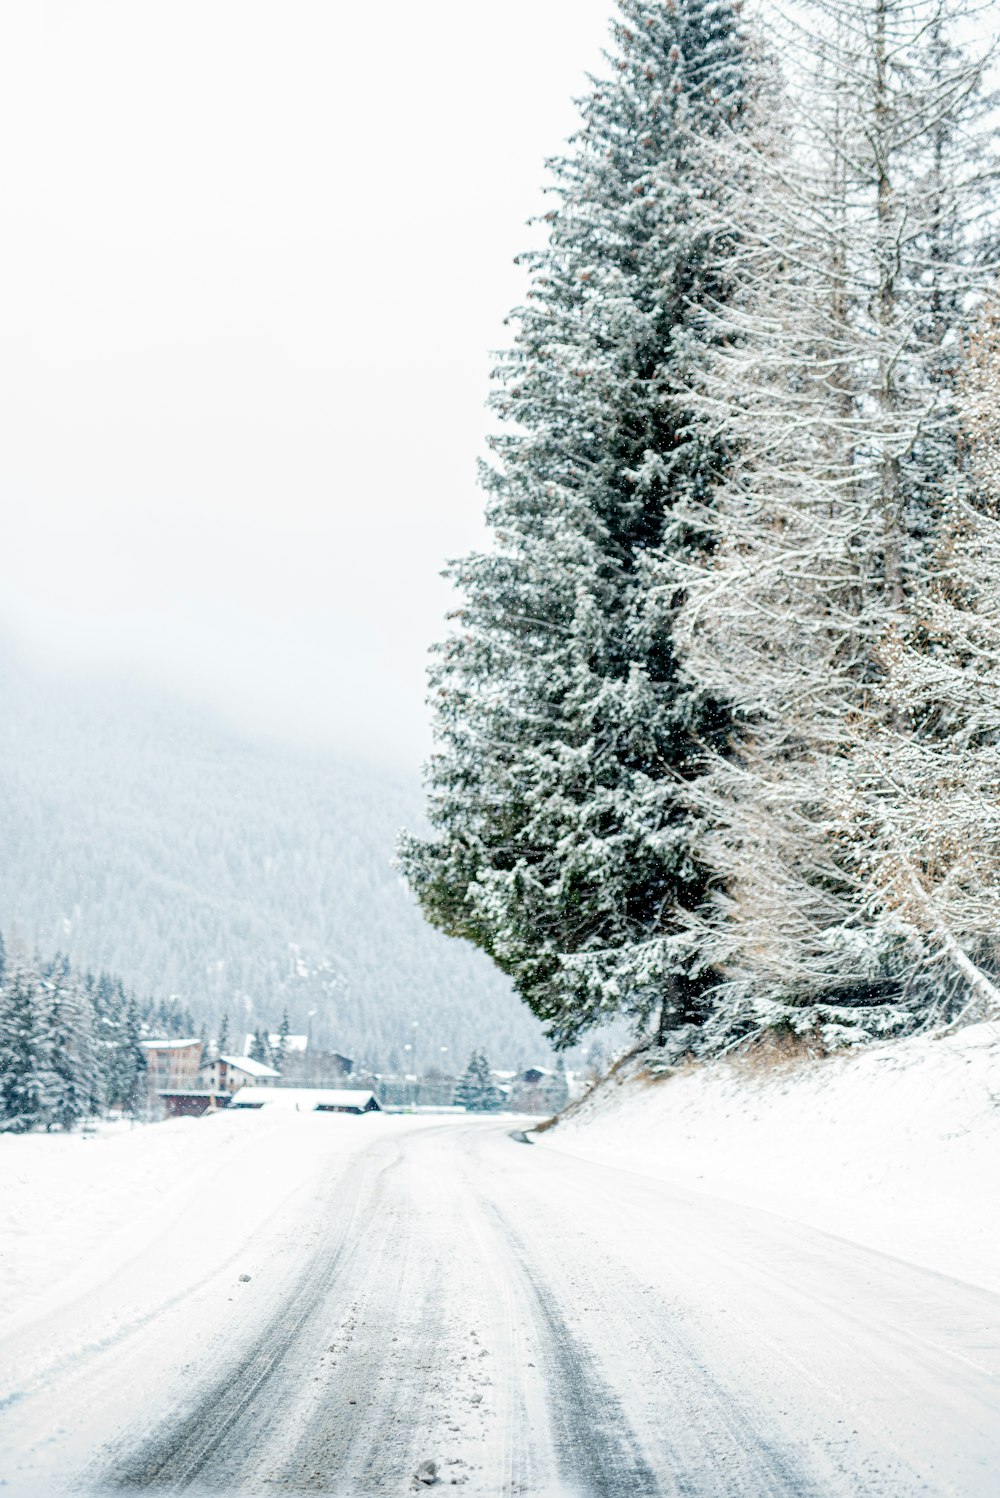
xmin=538 ymin=1021 xmax=1000 ymax=1293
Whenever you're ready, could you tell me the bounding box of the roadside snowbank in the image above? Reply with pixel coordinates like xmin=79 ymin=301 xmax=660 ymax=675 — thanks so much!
xmin=538 ymin=1021 xmax=1000 ymax=1292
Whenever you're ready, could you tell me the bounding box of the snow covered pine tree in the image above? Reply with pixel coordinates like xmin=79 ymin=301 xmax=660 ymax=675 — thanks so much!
xmin=399 ymin=0 xmax=748 ymax=1048
xmin=0 ymin=945 xmax=149 ymax=1130
xmin=673 ymin=0 xmax=1000 ymax=1046
xmin=42 ymin=956 xmax=95 ymax=1131
xmin=92 ymin=976 xmax=148 ymax=1118
xmin=454 ymin=1051 xmax=500 ymax=1112
xmin=0 ymin=961 xmax=62 ymax=1131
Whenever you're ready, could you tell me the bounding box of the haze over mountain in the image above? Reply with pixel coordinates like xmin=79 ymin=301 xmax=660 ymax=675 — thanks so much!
xmin=0 ymin=652 xmax=557 ymax=1071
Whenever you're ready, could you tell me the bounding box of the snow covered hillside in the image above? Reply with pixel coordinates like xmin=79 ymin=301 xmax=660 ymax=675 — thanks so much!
xmin=539 ymin=1022 xmax=1000 ymax=1293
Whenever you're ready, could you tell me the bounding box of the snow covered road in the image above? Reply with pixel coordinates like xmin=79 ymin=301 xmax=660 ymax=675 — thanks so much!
xmin=1 ymin=1114 xmax=998 ymax=1496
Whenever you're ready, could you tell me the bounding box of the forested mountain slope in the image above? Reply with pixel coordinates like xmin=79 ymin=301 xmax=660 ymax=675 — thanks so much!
xmin=0 ymin=655 xmax=552 ymax=1069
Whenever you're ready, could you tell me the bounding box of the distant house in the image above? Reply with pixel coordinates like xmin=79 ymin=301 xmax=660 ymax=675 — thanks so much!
xmin=158 ymin=1090 xmax=232 ymax=1119
xmin=140 ymin=1038 xmax=203 ymax=1092
xmin=200 ymin=1054 xmax=280 ymax=1094
xmin=270 ymin=1032 xmax=309 ymax=1054
xmin=228 ymin=1086 xmax=381 ymax=1114
xmin=242 ymin=1032 xmax=309 ymax=1057
xmin=511 ymin=1065 xmax=569 ymax=1116
xmin=277 ymin=1048 xmax=354 ymax=1085
xmin=140 ymin=1038 xmax=210 ymax=1120
xmin=141 ymin=1042 xmax=283 ymax=1120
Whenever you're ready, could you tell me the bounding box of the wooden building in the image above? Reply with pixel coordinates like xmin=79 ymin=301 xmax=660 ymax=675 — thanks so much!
xmin=228 ymin=1086 xmax=381 ymax=1114
xmin=158 ymin=1090 xmax=233 ymax=1119
xmin=140 ymin=1038 xmax=203 ymax=1092
xmin=199 ymin=1054 xmax=280 ymax=1094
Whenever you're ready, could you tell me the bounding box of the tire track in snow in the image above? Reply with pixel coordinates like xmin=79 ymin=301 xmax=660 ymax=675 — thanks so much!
xmin=82 ymin=1118 xmax=1000 ymax=1497
xmin=489 ymin=1210 xmax=662 ymax=1497
xmin=472 ymin=1153 xmax=820 ymax=1498
xmin=99 ymin=1141 xmax=401 ymax=1491
xmin=277 ymin=1171 xmax=454 ymax=1494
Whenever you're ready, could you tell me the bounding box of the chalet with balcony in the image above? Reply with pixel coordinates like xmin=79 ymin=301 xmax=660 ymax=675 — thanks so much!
xmin=199 ymin=1054 xmax=280 ymax=1094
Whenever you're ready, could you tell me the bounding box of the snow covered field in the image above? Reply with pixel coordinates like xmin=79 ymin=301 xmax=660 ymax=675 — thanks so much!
xmin=0 ymin=1109 xmax=433 ymax=1342
xmin=539 ymin=1020 xmax=1000 ymax=1293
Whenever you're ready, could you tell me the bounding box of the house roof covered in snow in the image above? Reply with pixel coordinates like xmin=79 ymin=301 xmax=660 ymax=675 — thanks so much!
xmin=218 ymin=1054 xmax=280 ymax=1079
xmin=270 ymin=1032 xmax=309 ymax=1053
xmin=242 ymin=1032 xmax=309 ymax=1056
xmin=140 ymin=1037 xmax=201 ymax=1051
xmin=228 ymin=1087 xmax=380 ymax=1112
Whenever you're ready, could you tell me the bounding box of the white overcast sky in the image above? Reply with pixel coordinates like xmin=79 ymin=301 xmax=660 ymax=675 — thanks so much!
xmin=0 ymin=0 xmax=614 ymax=770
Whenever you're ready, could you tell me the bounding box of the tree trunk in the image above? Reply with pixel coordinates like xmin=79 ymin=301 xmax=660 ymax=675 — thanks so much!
xmin=655 ymin=973 xmax=703 ymax=1044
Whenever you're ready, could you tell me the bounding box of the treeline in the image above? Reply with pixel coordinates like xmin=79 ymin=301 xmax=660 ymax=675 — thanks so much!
xmin=0 ymin=934 xmax=149 ymax=1131
xmin=401 ymin=0 xmax=1000 ymax=1057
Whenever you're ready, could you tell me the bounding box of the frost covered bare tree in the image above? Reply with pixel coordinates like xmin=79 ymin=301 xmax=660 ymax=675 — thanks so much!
xmin=400 ymin=0 xmax=749 ymax=1047
xmin=841 ymin=308 xmax=1000 ymax=1028
xmin=673 ymin=0 xmax=1000 ymax=1045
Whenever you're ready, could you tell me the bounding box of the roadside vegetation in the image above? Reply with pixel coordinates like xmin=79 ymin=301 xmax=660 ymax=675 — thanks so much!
xmin=401 ymin=0 xmax=1000 ymax=1061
